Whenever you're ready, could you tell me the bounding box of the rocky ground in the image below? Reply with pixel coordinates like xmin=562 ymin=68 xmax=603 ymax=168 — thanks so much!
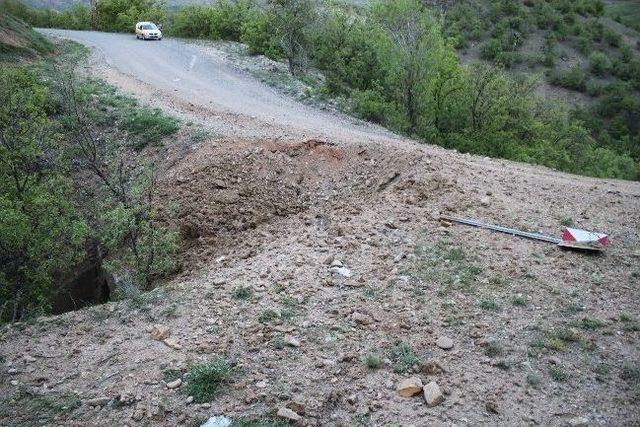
xmin=1 ymin=36 xmax=640 ymax=427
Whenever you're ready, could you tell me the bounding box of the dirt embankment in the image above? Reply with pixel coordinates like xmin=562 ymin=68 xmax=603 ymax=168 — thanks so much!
xmin=1 ymin=129 xmax=639 ymax=426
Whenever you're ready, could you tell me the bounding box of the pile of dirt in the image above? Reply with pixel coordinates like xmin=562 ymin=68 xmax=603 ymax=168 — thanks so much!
xmin=2 ymin=133 xmax=638 ymax=426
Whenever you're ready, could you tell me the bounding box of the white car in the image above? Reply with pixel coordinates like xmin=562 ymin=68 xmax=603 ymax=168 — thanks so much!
xmin=135 ymin=22 xmax=162 ymax=40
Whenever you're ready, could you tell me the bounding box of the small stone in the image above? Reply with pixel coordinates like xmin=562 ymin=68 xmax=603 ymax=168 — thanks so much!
xmin=150 ymin=324 xmax=171 ymax=341
xmin=23 ymin=355 xmax=37 ymax=363
xmin=480 ymin=197 xmax=491 ymax=207
xmin=284 ymin=335 xmax=301 ymax=347
xmin=163 ymin=337 xmax=182 ymax=350
xmin=352 ymin=312 xmax=372 ymax=325
xmin=287 ymin=397 xmax=306 ymax=414
xmin=420 ymin=360 xmax=444 ymax=375
xmin=323 ymin=255 xmax=335 ymax=265
xmin=567 ymin=416 xmax=589 ymax=427
xmin=330 ymin=267 xmax=352 ymax=278
xmin=201 ymin=415 xmax=232 ymax=427
xmin=436 ymin=336 xmax=454 ymax=350
xmin=486 ymin=401 xmax=499 ymax=414
xmin=396 ymin=377 xmax=423 ymax=397
xmin=131 ymin=409 xmax=145 ymax=421
xmin=277 ymin=407 xmax=302 ymax=422
xmin=423 ymin=381 xmax=444 ymax=407
xmin=166 ymin=379 xmax=182 ymax=389
xmin=213 ymin=278 xmax=226 ymax=286
xmin=330 ymin=259 xmax=343 ymax=267
xmin=85 ymin=397 xmax=111 ymax=407
xmin=186 ymin=396 xmax=194 ymax=404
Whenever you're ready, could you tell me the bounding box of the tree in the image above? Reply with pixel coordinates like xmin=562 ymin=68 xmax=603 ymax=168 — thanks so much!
xmin=269 ymin=0 xmax=316 ymax=75
xmin=0 ymin=67 xmax=88 ymax=322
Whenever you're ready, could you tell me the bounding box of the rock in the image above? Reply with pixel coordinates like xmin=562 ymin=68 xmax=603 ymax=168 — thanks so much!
xmin=330 ymin=259 xmax=343 ymax=267
xmin=567 ymin=416 xmax=589 ymax=427
xmin=85 ymin=397 xmax=111 ymax=407
xmin=131 ymin=409 xmax=145 ymax=421
xmin=277 ymin=407 xmax=302 ymax=422
xmin=201 ymin=415 xmax=232 ymax=427
xmin=423 ymin=381 xmax=444 ymax=407
xmin=436 ymin=336 xmax=454 ymax=350
xmin=23 ymin=355 xmax=37 ymax=363
xmin=287 ymin=397 xmax=306 ymax=414
xmin=352 ymin=312 xmax=372 ymax=325
xmin=151 ymin=324 xmax=171 ymax=341
xmin=166 ymin=379 xmax=182 ymax=389
xmin=284 ymin=335 xmax=301 ymax=347
xmin=213 ymin=278 xmax=226 ymax=286
xmin=330 ymin=267 xmax=352 ymax=278
xmin=163 ymin=337 xmax=183 ymax=350
xmin=186 ymin=396 xmax=194 ymax=404
xmin=396 ymin=377 xmax=423 ymax=397
xmin=420 ymin=360 xmax=444 ymax=375
xmin=480 ymin=197 xmax=491 ymax=207
xmin=486 ymin=401 xmax=499 ymax=414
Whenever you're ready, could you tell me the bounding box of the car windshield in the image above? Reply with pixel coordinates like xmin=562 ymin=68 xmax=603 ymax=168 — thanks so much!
xmin=142 ymin=24 xmax=157 ymax=30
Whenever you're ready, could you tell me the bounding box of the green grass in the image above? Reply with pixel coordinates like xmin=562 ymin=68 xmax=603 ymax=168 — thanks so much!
xmin=232 ymin=286 xmax=254 ymax=300
xmin=480 ymin=298 xmax=499 ymax=311
xmin=510 ymin=295 xmax=526 ymax=306
xmin=365 ymin=352 xmax=383 ymax=370
xmin=123 ymin=107 xmax=179 ymax=148
xmin=549 ymin=365 xmax=569 ymax=382
xmin=410 ymin=240 xmax=483 ymax=295
xmin=569 ymin=317 xmax=605 ymax=330
xmin=258 ymin=309 xmax=280 ymax=323
xmin=230 ymin=416 xmax=289 ymax=427
xmin=388 ymin=342 xmax=419 ymax=373
xmin=484 ymin=340 xmax=503 ymax=357
xmin=185 ymin=357 xmax=231 ymax=403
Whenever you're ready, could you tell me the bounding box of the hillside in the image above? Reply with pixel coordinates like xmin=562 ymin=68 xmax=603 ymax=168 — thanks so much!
xmin=0 ymin=16 xmax=639 ymax=427
xmin=0 ymin=10 xmax=51 ymax=58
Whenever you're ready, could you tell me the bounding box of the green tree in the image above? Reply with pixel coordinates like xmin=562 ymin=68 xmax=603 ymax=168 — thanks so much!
xmin=269 ymin=0 xmax=316 ymax=75
xmin=0 ymin=67 xmax=88 ymax=322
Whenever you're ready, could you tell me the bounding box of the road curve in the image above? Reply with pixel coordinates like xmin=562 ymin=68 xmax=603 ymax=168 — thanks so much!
xmin=38 ymin=29 xmax=402 ymax=143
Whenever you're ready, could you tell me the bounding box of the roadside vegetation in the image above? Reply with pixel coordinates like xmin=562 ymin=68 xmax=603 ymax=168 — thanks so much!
xmin=0 ymin=13 xmax=180 ymax=322
xmin=3 ymin=0 xmax=639 ymax=180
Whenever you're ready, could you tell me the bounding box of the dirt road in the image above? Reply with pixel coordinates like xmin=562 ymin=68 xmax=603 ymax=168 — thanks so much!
xmin=38 ymin=28 xmax=402 ymax=143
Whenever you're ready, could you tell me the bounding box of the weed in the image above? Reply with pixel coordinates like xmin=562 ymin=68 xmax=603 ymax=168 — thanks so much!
xmin=620 ymin=314 xmax=640 ymax=332
xmin=411 ymin=240 xmax=482 ymax=295
xmin=526 ymin=372 xmax=542 ymax=388
xmin=185 ymin=357 xmax=231 ymax=403
xmin=511 ymin=295 xmax=526 ymax=306
xmin=570 ymin=317 xmax=605 ymax=330
xmin=549 ymin=365 xmax=568 ymax=382
xmin=388 ymin=342 xmax=419 ymax=373
xmin=363 ymin=285 xmax=377 ymax=298
xmin=272 ymin=334 xmax=285 ymax=350
xmin=480 ymin=298 xmax=499 ymax=311
xmin=162 ymin=368 xmax=184 ymax=383
xmin=620 ymin=363 xmax=640 ymax=384
xmin=562 ymin=303 xmax=584 ymax=315
xmin=594 ymin=363 xmax=610 ymax=382
xmin=15 ymin=387 xmax=81 ymax=415
xmin=559 ymin=217 xmax=574 ymax=227
xmin=232 ymin=286 xmax=254 ymax=300
xmin=365 ymin=353 xmax=383 ymax=370
xmin=484 ymin=340 xmax=503 ymax=357
xmin=122 ymin=107 xmax=179 ymax=149
xmin=258 ymin=309 xmax=280 ymax=323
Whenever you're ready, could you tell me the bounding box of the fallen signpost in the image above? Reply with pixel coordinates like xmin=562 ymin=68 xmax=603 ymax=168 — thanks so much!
xmin=439 ymin=215 xmax=609 ymax=252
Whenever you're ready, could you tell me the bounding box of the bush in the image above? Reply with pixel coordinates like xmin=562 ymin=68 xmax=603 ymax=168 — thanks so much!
xmin=480 ymin=38 xmax=503 ymax=60
xmin=96 ymin=0 xmax=167 ymax=33
xmin=603 ymin=28 xmax=622 ymax=47
xmin=185 ymin=358 xmax=232 ymax=403
xmin=589 ymin=52 xmax=612 ymax=76
xmin=240 ymin=10 xmax=282 ymax=58
xmin=0 ymin=67 xmax=89 ymax=322
xmin=548 ymin=66 xmax=587 ymax=91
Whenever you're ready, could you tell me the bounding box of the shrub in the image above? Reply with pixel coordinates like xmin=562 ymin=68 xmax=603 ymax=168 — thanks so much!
xmin=480 ymin=38 xmax=503 ymax=61
xmin=388 ymin=341 xmax=419 ymax=373
xmin=589 ymin=52 xmax=612 ymax=76
xmin=185 ymin=358 xmax=231 ymax=403
xmin=240 ymin=10 xmax=282 ymax=58
xmin=603 ymin=28 xmax=622 ymax=47
xmin=548 ymin=66 xmax=587 ymax=91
